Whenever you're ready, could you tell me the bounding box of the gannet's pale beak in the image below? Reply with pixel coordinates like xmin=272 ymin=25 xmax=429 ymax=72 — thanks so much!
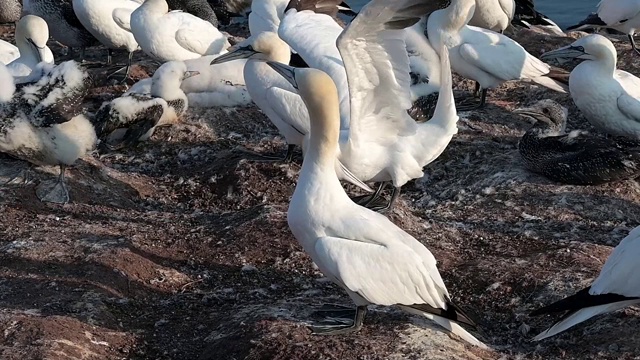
xmin=266 ymin=61 xmax=298 ymax=89
xmin=27 ymin=37 xmax=45 ymax=63
xmin=182 ymin=70 xmax=200 ymax=80
xmin=541 ymin=45 xmax=587 ymax=61
xmin=514 ymin=107 xmax=549 ymax=124
xmin=210 ymin=45 xmax=258 ymax=65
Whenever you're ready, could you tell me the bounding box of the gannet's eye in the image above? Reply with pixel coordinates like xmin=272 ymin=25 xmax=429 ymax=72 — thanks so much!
xmin=543 ymin=108 xmax=550 ymax=115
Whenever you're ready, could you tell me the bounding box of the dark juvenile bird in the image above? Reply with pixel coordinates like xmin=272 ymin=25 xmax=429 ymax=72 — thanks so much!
xmin=167 ymin=0 xmax=220 ymax=27
xmin=207 ymin=0 xmax=251 ymax=25
xmin=22 ymin=0 xmax=100 ymax=59
xmin=515 ymin=99 xmax=640 ymax=185
xmin=92 ymin=61 xmax=199 ymax=150
xmin=530 ymin=225 xmax=640 ymax=341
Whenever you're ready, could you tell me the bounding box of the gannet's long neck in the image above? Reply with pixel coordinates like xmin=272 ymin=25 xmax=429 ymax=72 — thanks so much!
xmin=591 ymin=46 xmax=618 ymax=79
xmin=296 ymin=71 xmax=345 ymax=198
xmin=442 ymin=0 xmax=476 ymax=31
xmin=140 ymin=0 xmax=168 ymax=17
xmin=265 ymin=39 xmax=292 ymax=64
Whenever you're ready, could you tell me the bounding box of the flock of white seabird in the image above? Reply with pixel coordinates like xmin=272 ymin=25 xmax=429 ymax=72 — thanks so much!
xmin=1 ymin=0 xmax=640 ymax=352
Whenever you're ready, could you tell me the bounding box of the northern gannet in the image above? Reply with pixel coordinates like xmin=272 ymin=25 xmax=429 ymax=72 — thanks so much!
xmin=541 ymin=34 xmax=640 ymax=139
xmin=125 ymin=55 xmax=250 ymax=108
xmin=215 ymin=0 xmax=457 ymax=211
xmin=515 ymin=99 xmax=640 ymax=185
xmin=22 ymin=0 xmax=100 ymax=59
xmin=167 ymin=0 xmax=220 ymax=26
xmin=567 ymin=0 xmax=640 ymax=55
xmin=130 ymin=0 xmax=230 ymax=62
xmin=0 ymin=0 xmax=20 ymax=23
xmin=72 ymin=0 xmax=142 ymax=81
xmin=93 ymin=61 xmax=199 ymax=149
xmin=0 ymin=61 xmax=96 ymax=203
xmin=468 ymin=0 xmax=515 ymax=33
xmin=530 ymin=225 xmax=640 ymax=340
xmin=268 ymin=60 xmax=487 ymax=348
xmin=427 ymin=0 xmax=568 ymax=110
xmin=6 ymin=15 xmax=56 ymax=78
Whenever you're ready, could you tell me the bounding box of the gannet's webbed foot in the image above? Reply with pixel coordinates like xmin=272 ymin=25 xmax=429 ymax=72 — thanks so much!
xmin=310 ymin=304 xmax=357 ymax=320
xmin=107 ymin=52 xmax=134 ymax=84
xmin=0 ymin=161 xmax=32 ymax=186
xmin=309 ymin=306 xmax=367 ymax=335
xmin=351 ymin=182 xmax=386 ymax=207
xmin=238 ymin=144 xmax=297 ymax=163
xmin=367 ymin=186 xmax=401 ymax=213
xmin=36 ymin=165 xmax=69 ymax=204
xmin=456 ymin=89 xmax=487 ymax=111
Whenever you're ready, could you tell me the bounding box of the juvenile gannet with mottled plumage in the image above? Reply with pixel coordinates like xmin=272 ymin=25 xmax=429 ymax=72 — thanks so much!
xmin=530 ymin=225 xmax=640 ymax=341
xmin=515 ymin=99 xmax=640 ymax=185
xmin=270 ymin=60 xmax=487 ymax=348
xmin=93 ymin=61 xmax=199 ymax=149
xmin=427 ymin=0 xmax=567 ymax=110
xmin=6 ymin=15 xmax=55 ymax=77
xmin=130 ymin=0 xmax=230 ymax=62
xmin=72 ymin=0 xmax=142 ymax=80
xmin=125 ymin=55 xmax=250 ymax=108
xmin=22 ymin=0 xmax=100 ymax=59
xmin=468 ymin=0 xmax=515 ymax=33
xmin=567 ymin=0 xmax=640 ymax=55
xmin=167 ymin=0 xmax=220 ymax=26
xmin=0 ymin=60 xmax=96 ymax=203
xmin=541 ymin=34 xmax=640 ymax=139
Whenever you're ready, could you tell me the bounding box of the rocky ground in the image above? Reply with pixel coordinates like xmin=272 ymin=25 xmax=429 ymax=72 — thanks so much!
xmin=1 ymin=19 xmax=640 ymax=360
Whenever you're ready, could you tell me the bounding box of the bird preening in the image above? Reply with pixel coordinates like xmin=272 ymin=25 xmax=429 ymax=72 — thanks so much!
xmin=0 ymin=0 xmax=639 ymax=357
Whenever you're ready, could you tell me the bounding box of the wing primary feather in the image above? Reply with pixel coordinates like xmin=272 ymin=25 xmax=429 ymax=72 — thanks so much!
xmin=407 ymin=300 xmax=479 ymax=329
xmin=530 ymin=287 xmax=639 ymax=316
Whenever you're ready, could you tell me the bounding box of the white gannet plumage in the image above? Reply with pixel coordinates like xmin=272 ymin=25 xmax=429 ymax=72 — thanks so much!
xmin=130 ymin=0 xmax=230 ymax=62
xmin=0 ymin=60 xmax=96 ymax=203
xmin=427 ymin=0 xmax=567 ymax=109
xmin=404 ymin=16 xmax=442 ymax=102
xmin=0 ymin=40 xmax=20 ymax=65
xmin=6 ymin=15 xmax=55 ymax=78
xmin=567 ymin=0 xmax=640 ymax=54
xmin=541 ymin=34 xmax=640 ymax=138
xmin=72 ymin=0 xmax=142 ymax=73
xmin=468 ymin=0 xmax=515 ymax=33
xmin=531 ymin=225 xmax=640 ymax=340
xmin=248 ymin=0 xmax=290 ymax=36
xmin=94 ymin=61 xmax=200 ymax=148
xmin=126 ymin=54 xmax=251 ymax=108
xmin=269 ymin=56 xmax=486 ymax=349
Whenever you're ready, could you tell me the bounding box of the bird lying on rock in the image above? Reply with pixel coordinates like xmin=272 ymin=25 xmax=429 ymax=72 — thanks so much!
xmin=515 ymin=99 xmax=640 ymax=185
xmin=93 ymin=61 xmax=199 ymax=150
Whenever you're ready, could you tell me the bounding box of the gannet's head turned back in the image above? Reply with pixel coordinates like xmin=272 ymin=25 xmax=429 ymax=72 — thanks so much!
xmin=210 ymin=32 xmax=288 ymax=65
xmin=541 ymin=34 xmax=617 ymax=62
xmin=514 ymin=99 xmax=568 ymax=135
xmin=151 ymin=61 xmax=200 ymax=95
xmin=15 ymin=15 xmax=50 ymax=63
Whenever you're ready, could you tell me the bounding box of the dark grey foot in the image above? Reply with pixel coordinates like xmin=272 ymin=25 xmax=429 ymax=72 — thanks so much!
xmin=311 ymin=304 xmax=356 ymax=320
xmin=107 ymin=66 xmax=131 ymax=84
xmin=367 ymin=186 xmax=401 ymax=213
xmin=309 ymin=306 xmax=367 ymax=335
xmin=237 ymin=144 xmax=297 ymax=163
xmin=36 ymin=178 xmax=69 ymax=204
xmin=0 ymin=162 xmax=31 ymax=186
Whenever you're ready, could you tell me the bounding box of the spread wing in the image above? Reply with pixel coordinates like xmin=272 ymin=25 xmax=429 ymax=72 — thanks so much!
xmin=279 ymin=9 xmax=350 ymax=129
xmin=337 ymin=0 xmax=437 ymax=144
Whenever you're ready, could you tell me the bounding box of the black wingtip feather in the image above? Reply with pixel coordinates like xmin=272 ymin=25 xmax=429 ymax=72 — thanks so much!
xmin=409 ymin=301 xmax=479 ymax=329
xmin=530 ymin=287 xmax=640 ymax=316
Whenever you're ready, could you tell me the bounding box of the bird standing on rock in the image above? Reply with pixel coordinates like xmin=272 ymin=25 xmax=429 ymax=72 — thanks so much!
xmin=542 ymin=34 xmax=640 ymax=139
xmin=515 ymin=99 xmax=640 ymax=185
